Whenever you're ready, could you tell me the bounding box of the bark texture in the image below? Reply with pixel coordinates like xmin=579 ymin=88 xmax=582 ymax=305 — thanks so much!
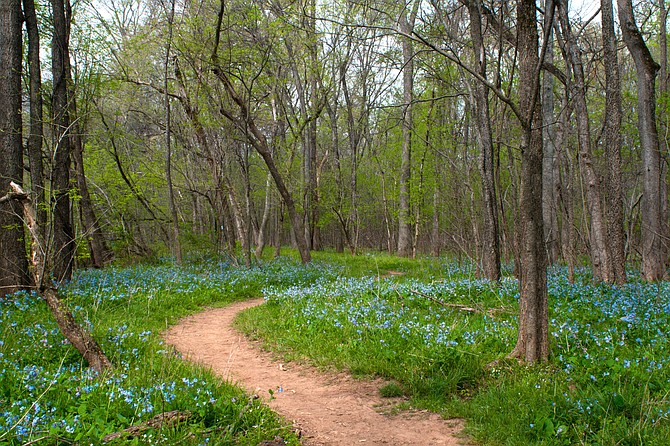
xmin=0 ymin=0 xmax=29 ymax=298
xmin=511 ymin=0 xmax=549 ymax=363
xmin=51 ymin=0 xmax=76 ymax=282
xmin=618 ymin=0 xmax=666 ymax=281
xmin=466 ymin=0 xmax=500 ymax=282
xmin=557 ymin=0 xmax=611 ymax=282
xmin=602 ymin=0 xmax=627 ymax=284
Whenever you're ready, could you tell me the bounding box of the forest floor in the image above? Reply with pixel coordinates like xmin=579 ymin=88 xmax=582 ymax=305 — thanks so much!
xmin=164 ymin=299 xmax=471 ymax=446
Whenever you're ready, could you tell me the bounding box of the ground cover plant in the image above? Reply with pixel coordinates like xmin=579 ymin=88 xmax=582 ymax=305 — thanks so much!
xmin=236 ymin=255 xmax=670 ymax=445
xmin=0 ymin=256 xmax=336 ymax=445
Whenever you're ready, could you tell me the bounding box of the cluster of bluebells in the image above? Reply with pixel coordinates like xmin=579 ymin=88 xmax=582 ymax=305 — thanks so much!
xmin=0 ymin=257 xmax=333 ymax=443
xmin=265 ymin=261 xmax=670 ymax=435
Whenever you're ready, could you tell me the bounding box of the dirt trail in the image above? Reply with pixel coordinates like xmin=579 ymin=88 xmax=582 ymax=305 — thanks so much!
xmin=164 ymin=299 xmax=470 ymax=446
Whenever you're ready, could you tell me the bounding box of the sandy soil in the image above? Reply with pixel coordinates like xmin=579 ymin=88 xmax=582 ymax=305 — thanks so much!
xmin=164 ymin=299 xmax=471 ymax=445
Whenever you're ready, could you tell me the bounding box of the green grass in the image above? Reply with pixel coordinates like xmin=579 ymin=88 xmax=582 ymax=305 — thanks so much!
xmin=4 ymin=252 xmax=670 ymax=445
xmin=235 ymin=258 xmax=670 ymax=445
xmin=0 ymin=256 xmax=336 ymax=445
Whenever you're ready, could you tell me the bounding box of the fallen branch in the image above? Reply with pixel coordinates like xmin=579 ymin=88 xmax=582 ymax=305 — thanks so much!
xmin=102 ymin=410 xmax=192 ymax=442
xmin=408 ymin=289 xmax=513 ymax=316
xmin=3 ymin=182 xmax=112 ymax=373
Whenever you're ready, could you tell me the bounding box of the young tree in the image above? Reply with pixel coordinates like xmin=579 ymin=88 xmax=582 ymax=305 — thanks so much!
xmin=0 ymin=0 xmax=29 ymax=297
xmin=397 ymin=0 xmax=420 ymax=257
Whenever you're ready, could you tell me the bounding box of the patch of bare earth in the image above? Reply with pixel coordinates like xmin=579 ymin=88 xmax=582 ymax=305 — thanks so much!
xmin=164 ymin=299 xmax=471 ymax=445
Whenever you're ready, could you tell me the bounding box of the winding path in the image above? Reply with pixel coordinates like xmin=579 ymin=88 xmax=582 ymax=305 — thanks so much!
xmin=164 ymin=299 xmax=470 ymax=445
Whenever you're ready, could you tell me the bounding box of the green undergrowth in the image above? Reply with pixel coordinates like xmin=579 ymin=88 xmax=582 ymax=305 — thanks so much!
xmin=4 ymin=252 xmax=670 ymax=445
xmin=235 ymin=257 xmax=670 ymax=445
xmin=1 ymin=255 xmax=335 ymax=445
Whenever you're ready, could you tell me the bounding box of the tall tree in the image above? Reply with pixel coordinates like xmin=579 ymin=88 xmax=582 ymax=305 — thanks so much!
xmin=557 ymin=0 xmax=611 ymax=282
xmin=602 ymin=0 xmax=626 ymax=284
xmin=163 ymin=0 xmax=182 ymax=264
xmin=0 ymin=0 xmax=29 ymax=297
xmin=397 ymin=0 xmax=419 ymax=257
xmin=465 ymin=0 xmax=501 ymax=282
xmin=23 ymin=0 xmax=47 ymax=244
xmin=618 ymin=0 xmax=666 ymax=281
xmin=511 ymin=0 xmax=550 ymax=362
xmin=51 ymin=0 xmax=76 ymax=282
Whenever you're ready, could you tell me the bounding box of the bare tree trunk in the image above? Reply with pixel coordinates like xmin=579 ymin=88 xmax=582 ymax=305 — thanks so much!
xmin=618 ymin=0 xmax=665 ymax=281
xmin=65 ymin=43 xmax=113 ymax=267
xmin=255 ymin=174 xmax=273 ymax=260
xmin=0 ymin=0 xmax=29 ymax=297
xmin=602 ymin=0 xmax=627 ymax=284
xmin=510 ymin=0 xmax=550 ymax=363
xmin=466 ymin=0 xmax=501 ymax=281
xmin=23 ymin=0 xmax=47 ymax=245
xmin=659 ymin=0 xmax=669 ymax=273
xmin=397 ymin=1 xmax=419 ymax=257
xmin=51 ymin=0 xmax=75 ymax=283
xmin=542 ymin=21 xmax=560 ymax=264
xmin=557 ymin=0 xmax=611 ymax=282
xmin=164 ymin=0 xmax=182 ymax=265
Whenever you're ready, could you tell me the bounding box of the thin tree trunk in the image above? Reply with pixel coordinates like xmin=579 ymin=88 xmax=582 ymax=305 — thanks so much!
xmin=164 ymin=0 xmax=182 ymax=265
xmin=397 ymin=1 xmax=419 ymax=257
xmin=618 ymin=0 xmax=665 ymax=281
xmin=23 ymin=0 xmax=47 ymax=244
xmin=51 ymin=0 xmax=75 ymax=283
xmin=602 ymin=0 xmax=627 ymax=284
xmin=542 ymin=21 xmax=560 ymax=264
xmin=466 ymin=0 xmax=501 ymax=281
xmin=2 ymin=183 xmax=111 ymax=373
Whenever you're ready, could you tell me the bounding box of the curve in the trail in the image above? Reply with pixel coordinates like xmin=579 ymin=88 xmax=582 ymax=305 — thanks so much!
xmin=164 ymin=299 xmax=470 ymax=446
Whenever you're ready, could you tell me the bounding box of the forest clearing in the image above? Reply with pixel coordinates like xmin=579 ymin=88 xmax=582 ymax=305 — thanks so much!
xmin=2 ymin=0 xmax=670 ymax=443
xmin=2 ymin=254 xmax=670 ymax=444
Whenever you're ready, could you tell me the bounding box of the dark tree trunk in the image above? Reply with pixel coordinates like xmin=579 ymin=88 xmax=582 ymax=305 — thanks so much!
xmin=0 ymin=0 xmax=29 ymax=297
xmin=510 ymin=0 xmax=549 ymax=363
xmin=466 ymin=0 xmax=501 ymax=282
xmin=23 ymin=0 xmax=47 ymax=243
xmin=618 ymin=0 xmax=666 ymax=281
xmin=602 ymin=0 xmax=627 ymax=284
xmin=51 ymin=0 xmax=75 ymax=282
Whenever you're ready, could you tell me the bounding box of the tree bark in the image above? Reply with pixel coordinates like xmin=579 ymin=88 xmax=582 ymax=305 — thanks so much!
xmin=602 ymin=0 xmax=627 ymax=284
xmin=164 ymin=0 xmax=182 ymax=265
xmin=466 ymin=0 xmax=501 ymax=282
xmin=557 ymin=0 xmax=611 ymax=282
xmin=51 ymin=0 xmax=75 ymax=283
xmin=541 ymin=20 xmax=560 ymax=264
xmin=23 ymin=0 xmax=47 ymax=244
xmin=397 ymin=1 xmax=419 ymax=257
xmin=212 ymin=0 xmax=310 ymax=263
xmin=510 ymin=0 xmax=549 ymax=363
xmin=0 ymin=0 xmax=28 ymax=297
xmin=618 ymin=0 xmax=666 ymax=281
